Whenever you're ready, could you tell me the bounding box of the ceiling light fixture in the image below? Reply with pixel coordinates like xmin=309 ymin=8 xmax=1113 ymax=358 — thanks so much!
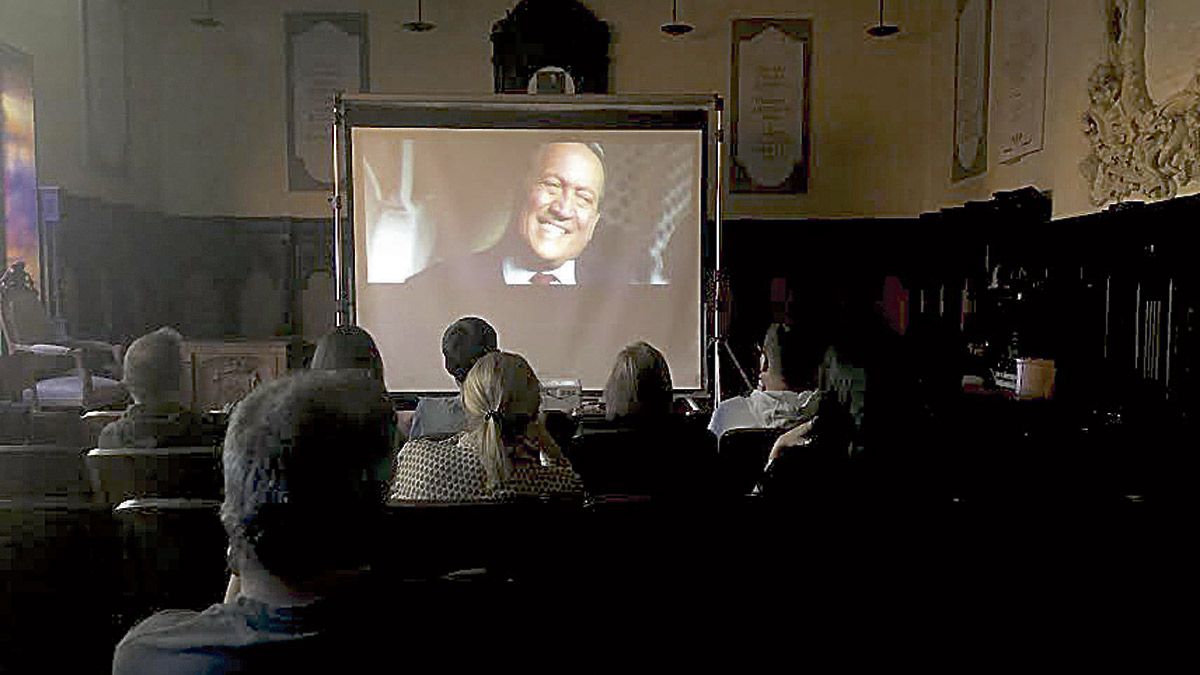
xmin=866 ymin=0 xmax=900 ymax=37
xmin=190 ymin=0 xmax=221 ymax=27
xmin=661 ymin=0 xmax=694 ymax=37
xmin=402 ymin=0 xmax=435 ymax=32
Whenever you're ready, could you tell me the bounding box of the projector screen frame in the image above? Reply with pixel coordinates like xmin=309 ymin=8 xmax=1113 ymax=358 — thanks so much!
xmin=332 ymin=93 xmax=722 ymax=398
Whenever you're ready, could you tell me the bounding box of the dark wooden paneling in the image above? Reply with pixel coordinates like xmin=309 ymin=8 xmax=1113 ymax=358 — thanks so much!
xmin=53 ymin=195 xmax=333 ymax=347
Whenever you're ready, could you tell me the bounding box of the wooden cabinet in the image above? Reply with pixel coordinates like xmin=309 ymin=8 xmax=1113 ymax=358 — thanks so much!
xmin=180 ymin=339 xmax=290 ymax=412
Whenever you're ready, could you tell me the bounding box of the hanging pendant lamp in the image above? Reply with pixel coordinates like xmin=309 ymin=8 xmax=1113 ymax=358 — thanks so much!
xmin=190 ymin=0 xmax=221 ymax=27
xmin=661 ymin=0 xmax=694 ymax=37
xmin=867 ymin=0 xmax=900 ymax=37
xmin=402 ymin=0 xmax=435 ymax=32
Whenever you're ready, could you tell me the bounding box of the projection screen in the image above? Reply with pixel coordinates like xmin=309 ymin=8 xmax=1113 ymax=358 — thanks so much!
xmin=338 ymin=96 xmax=717 ymax=393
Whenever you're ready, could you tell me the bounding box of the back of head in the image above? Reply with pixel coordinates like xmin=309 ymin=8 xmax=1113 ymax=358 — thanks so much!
xmin=602 ymin=341 xmax=673 ymax=421
xmin=459 ymin=351 xmax=541 ymax=486
xmin=123 ymin=327 xmax=184 ymax=404
xmin=763 ymin=323 xmax=825 ymax=392
xmin=311 ymin=325 xmax=385 ymax=383
xmin=442 ymin=317 xmax=498 ymax=384
xmin=221 ymin=370 xmax=393 ymax=583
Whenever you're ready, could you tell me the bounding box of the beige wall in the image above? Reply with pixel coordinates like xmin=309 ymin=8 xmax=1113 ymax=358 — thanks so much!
xmin=4 ymin=0 xmax=1200 ymax=221
xmin=1 ymin=0 xmax=156 ymax=207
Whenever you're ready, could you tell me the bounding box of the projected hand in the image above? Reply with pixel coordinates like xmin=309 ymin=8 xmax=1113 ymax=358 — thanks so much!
xmin=363 ymin=141 xmax=435 ymax=283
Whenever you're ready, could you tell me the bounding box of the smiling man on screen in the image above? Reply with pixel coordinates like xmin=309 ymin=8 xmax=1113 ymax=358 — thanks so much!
xmin=503 ymin=141 xmax=606 ymax=285
xmin=405 ymin=141 xmax=608 ymax=287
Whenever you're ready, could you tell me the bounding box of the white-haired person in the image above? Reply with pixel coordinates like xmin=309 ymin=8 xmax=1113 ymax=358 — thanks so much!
xmin=567 ymin=341 xmax=715 ymax=497
xmin=99 ymin=326 xmax=204 ymax=448
xmin=389 ymin=351 xmax=582 ymax=502
xmin=112 ymin=371 xmax=397 ymax=672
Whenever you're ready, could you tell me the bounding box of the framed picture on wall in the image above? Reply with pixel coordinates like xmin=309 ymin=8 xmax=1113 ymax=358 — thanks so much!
xmin=286 ymin=13 xmax=369 ymax=192
xmin=952 ymin=0 xmax=991 ymax=181
xmin=730 ymin=18 xmax=811 ymax=194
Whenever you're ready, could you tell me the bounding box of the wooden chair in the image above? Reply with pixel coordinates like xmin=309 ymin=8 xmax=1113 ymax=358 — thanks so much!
xmin=0 ymin=444 xmax=92 ymax=501
xmin=566 ymin=425 xmax=652 ymax=496
xmin=379 ymin=499 xmax=581 ymax=582
xmin=112 ymin=498 xmax=227 ymax=621
xmin=0 ymin=352 xmax=35 ymax=442
xmin=85 ymin=445 xmax=223 ymax=505
xmin=0 ymin=497 xmax=120 ymax=669
xmin=80 ymin=410 xmax=124 ymax=447
xmin=567 ymin=417 xmax=718 ymax=499
xmin=0 ymin=262 xmax=126 ymax=411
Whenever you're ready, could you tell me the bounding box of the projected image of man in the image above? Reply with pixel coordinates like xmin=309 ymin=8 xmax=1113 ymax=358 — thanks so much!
xmin=505 ymin=141 xmax=606 ymax=285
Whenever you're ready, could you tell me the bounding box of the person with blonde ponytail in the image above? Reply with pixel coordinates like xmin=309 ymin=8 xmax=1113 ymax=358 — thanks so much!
xmin=389 ymin=351 xmax=582 ymax=502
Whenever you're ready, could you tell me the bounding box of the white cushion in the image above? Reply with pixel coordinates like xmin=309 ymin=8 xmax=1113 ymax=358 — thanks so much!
xmin=27 ymin=344 xmax=73 ymax=356
xmin=23 ymin=375 xmax=127 ymax=408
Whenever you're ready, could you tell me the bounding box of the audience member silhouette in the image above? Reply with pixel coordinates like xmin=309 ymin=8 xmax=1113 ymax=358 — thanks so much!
xmin=390 ymin=351 xmax=582 ymax=502
xmin=707 ymin=323 xmax=827 ymax=439
xmin=568 ymin=341 xmax=715 ymax=497
xmin=409 ymin=317 xmax=498 ymax=439
xmin=309 ymin=325 xmax=385 ymax=382
xmin=98 ymin=327 xmax=204 ymax=448
xmin=112 ymin=371 xmax=396 ymax=673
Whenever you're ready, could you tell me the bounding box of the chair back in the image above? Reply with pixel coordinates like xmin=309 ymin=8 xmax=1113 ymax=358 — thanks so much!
xmin=0 ymin=274 xmax=56 ymax=349
xmin=0 ymin=444 xmax=92 ymax=501
xmin=80 ymin=410 xmax=123 ymax=447
xmin=86 ymin=445 xmax=222 ymax=504
xmin=379 ymin=499 xmax=580 ymax=581
xmin=112 ymin=498 xmax=227 ymax=618
xmin=1 ymin=498 xmax=119 ymax=669
xmin=716 ymin=427 xmax=784 ymax=496
xmin=567 ymin=425 xmax=653 ymax=496
xmin=569 ymin=416 xmax=719 ymax=498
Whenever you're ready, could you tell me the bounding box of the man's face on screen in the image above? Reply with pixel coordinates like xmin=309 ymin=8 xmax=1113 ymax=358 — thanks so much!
xmin=519 ymin=143 xmax=605 ymax=268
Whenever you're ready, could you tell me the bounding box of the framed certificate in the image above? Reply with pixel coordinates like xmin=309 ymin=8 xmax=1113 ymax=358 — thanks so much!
xmin=730 ymin=18 xmax=811 ymax=194
xmin=953 ymin=0 xmax=991 ymax=181
xmin=286 ymin=13 xmax=369 ymax=191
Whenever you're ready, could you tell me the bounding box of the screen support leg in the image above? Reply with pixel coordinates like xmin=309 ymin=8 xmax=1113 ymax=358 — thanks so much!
xmin=709 ymin=271 xmax=754 ymax=400
xmin=712 ymin=336 xmax=754 ymax=398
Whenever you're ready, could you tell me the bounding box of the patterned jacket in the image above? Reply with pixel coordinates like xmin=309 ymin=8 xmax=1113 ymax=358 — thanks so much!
xmin=389 ymin=432 xmax=583 ymax=502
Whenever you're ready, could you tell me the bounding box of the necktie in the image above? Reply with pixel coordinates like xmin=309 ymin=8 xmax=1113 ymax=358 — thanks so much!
xmin=530 ymin=272 xmax=560 ymax=286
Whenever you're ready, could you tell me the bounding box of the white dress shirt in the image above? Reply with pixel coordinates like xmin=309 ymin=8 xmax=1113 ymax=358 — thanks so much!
xmin=502 ymin=257 xmax=577 ymax=285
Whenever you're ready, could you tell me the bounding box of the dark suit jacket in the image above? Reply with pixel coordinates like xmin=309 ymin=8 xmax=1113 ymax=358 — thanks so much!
xmin=405 ymin=245 xmax=638 ymax=289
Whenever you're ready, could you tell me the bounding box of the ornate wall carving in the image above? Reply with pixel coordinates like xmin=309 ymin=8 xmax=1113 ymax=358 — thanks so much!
xmin=1082 ymin=0 xmax=1200 ymax=206
xmin=490 ymin=0 xmax=610 ymax=94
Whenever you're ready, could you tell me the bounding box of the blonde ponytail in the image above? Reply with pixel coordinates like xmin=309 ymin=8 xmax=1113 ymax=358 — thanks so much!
xmin=476 ymin=410 xmax=510 ymax=488
xmin=461 ymin=351 xmax=542 ymax=490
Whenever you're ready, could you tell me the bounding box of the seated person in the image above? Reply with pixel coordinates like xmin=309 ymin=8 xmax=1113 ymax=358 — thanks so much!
xmin=99 ymin=327 xmax=204 ymax=448
xmin=409 ymin=317 xmax=497 ymax=439
xmin=569 ymin=341 xmax=715 ymax=497
xmin=309 ymin=325 xmax=385 ymax=382
xmin=755 ymin=373 xmax=857 ymax=502
xmin=112 ymin=371 xmax=396 ymax=673
xmin=309 ymin=325 xmax=400 ymax=451
xmin=390 ymin=351 xmax=582 ymax=502
xmin=707 ymin=323 xmax=826 ymax=439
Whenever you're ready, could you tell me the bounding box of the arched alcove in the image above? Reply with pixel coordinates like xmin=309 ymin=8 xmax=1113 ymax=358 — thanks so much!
xmin=491 ymin=0 xmax=610 ymax=94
